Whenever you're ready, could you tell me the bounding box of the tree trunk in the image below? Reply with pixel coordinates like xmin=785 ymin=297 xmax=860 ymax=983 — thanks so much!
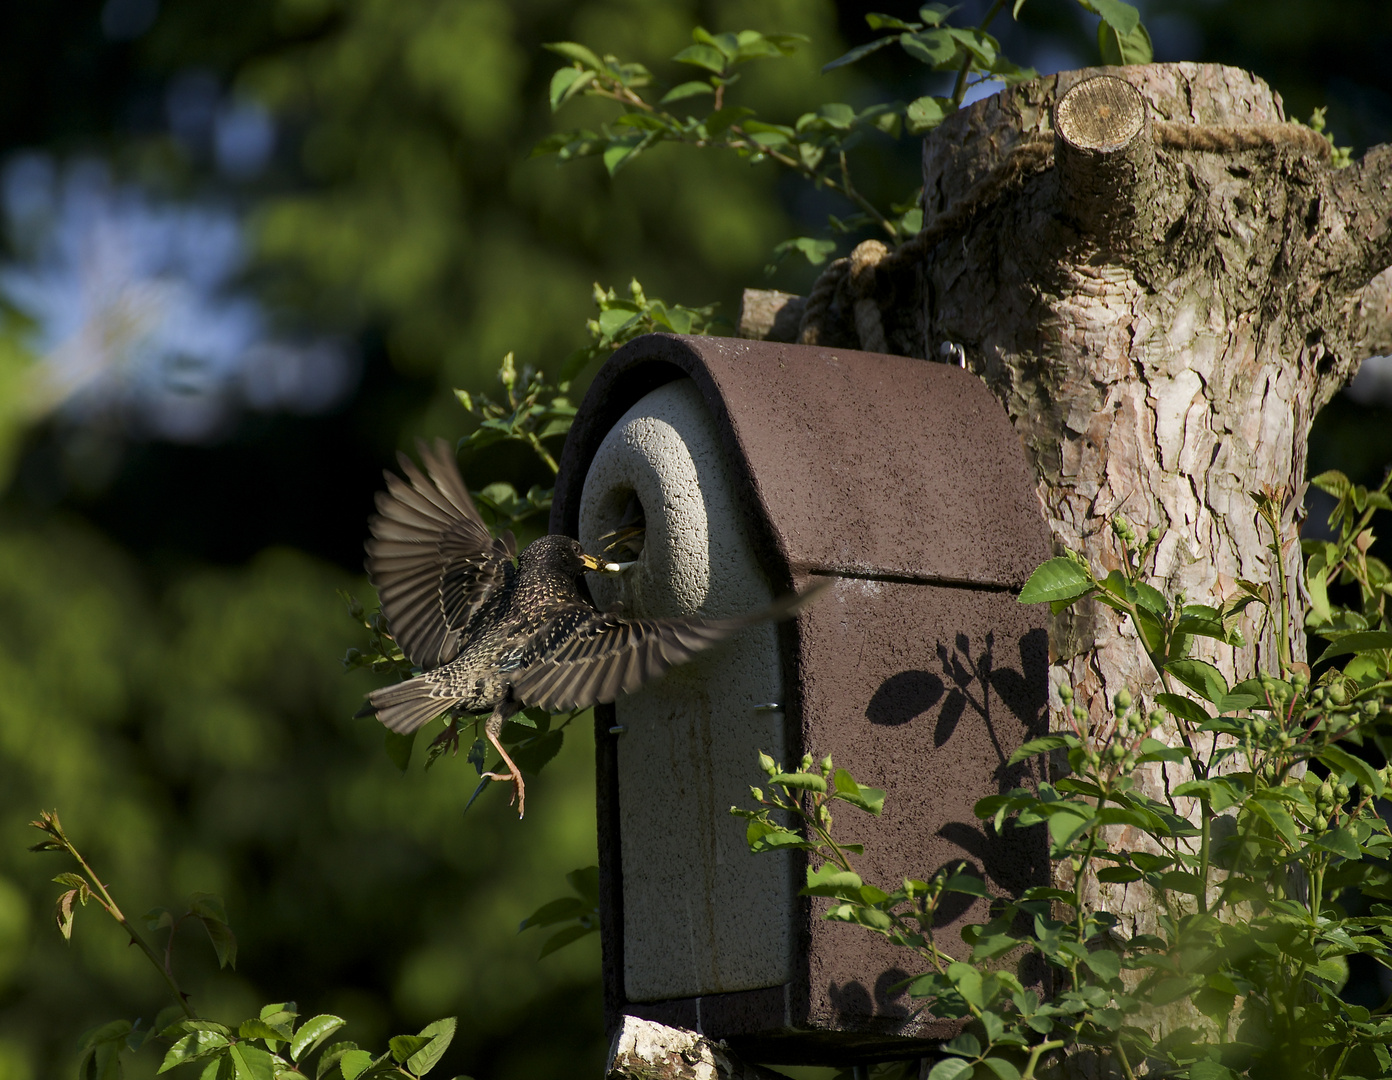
xmin=729 ymin=59 xmax=1392 ymax=1068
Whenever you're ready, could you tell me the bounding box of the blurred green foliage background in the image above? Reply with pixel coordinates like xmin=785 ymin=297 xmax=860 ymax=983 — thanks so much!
xmin=0 ymin=2 xmax=1388 ymax=1078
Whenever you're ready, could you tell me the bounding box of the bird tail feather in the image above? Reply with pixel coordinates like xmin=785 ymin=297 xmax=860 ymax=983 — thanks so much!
xmin=361 ymin=678 xmax=452 ymax=734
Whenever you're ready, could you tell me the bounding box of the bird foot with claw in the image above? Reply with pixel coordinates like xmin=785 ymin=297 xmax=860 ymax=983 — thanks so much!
xmin=481 ymin=770 xmax=526 ymax=818
xmin=429 ymin=719 xmax=462 ymax=756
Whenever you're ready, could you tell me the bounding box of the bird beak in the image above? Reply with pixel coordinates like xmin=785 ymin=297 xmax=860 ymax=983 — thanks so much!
xmin=581 ymin=553 xmax=625 ymax=574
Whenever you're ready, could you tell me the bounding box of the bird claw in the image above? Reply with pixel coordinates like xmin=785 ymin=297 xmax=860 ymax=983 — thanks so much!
xmin=429 ymin=718 xmax=462 ymax=756
xmin=481 ymin=769 xmax=526 ymax=818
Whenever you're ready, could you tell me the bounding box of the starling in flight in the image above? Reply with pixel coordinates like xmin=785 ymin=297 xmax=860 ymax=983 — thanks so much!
xmin=359 ymin=438 xmax=819 ymax=817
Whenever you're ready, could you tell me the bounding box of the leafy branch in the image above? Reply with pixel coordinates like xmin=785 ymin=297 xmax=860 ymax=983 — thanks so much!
xmin=738 ymin=482 xmax=1392 ymax=1078
xmin=30 ymin=811 xmax=463 ymax=1080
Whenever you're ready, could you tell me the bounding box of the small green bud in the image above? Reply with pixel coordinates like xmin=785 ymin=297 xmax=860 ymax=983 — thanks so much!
xmin=1362 ymin=699 xmax=1379 ymax=718
xmin=799 ymin=753 xmax=814 ymax=773
xmin=1336 ymin=782 xmax=1350 ymax=801
xmin=750 ymin=787 xmax=764 ymax=802
xmin=1059 ymin=684 xmax=1074 ymax=704
xmin=1148 ymin=708 xmax=1165 ymax=727
xmin=1114 ymin=689 xmax=1133 ymax=710
xmin=1251 ymin=719 xmax=1267 ymax=738
xmin=1108 ymin=743 xmax=1126 ymax=761
xmin=1319 ymin=780 xmax=1334 ymax=802
xmin=1329 ymin=683 xmax=1348 ymax=705
xmin=820 ymin=753 xmax=834 ymax=775
xmin=1314 ymin=814 xmax=1329 ymax=832
xmin=758 ymin=751 xmax=777 ymax=775
xmin=1291 ymin=670 xmax=1308 ymax=689
xmin=1074 ymin=705 xmax=1088 ymax=723
xmin=1146 ymin=526 xmax=1161 ymax=542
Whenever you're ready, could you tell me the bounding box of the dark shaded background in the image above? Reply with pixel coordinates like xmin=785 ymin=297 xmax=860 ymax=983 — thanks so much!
xmin=0 ymin=2 xmax=1387 ymax=1078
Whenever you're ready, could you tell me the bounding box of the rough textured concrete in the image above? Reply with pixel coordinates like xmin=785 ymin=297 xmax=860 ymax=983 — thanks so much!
xmin=578 ymin=381 xmax=793 ymax=1001
xmin=553 ymin=334 xmax=1052 ymax=1061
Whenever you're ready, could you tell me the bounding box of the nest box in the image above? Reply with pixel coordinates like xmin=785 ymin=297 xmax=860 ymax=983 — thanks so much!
xmin=550 ymin=334 xmax=1052 ymax=1063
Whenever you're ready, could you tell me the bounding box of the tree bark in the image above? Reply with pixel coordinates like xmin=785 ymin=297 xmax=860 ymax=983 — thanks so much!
xmin=738 ymin=60 xmax=1391 ymax=1067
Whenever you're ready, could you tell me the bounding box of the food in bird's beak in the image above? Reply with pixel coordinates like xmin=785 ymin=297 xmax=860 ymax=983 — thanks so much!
xmin=580 ymin=552 xmax=624 ymax=573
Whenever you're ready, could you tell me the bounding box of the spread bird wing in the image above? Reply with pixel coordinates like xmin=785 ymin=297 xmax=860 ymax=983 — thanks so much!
xmin=511 ymin=581 xmax=830 ymax=713
xmin=510 ymin=610 xmax=744 ymax=713
xmin=365 ymin=437 xmax=516 ymax=670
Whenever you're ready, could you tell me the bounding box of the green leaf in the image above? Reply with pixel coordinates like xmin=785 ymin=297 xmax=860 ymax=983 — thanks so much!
xmin=867 ymin=14 xmax=921 ymax=31
xmin=1247 ymin=796 xmax=1299 ymax=848
xmin=1316 ymin=828 xmax=1362 ymax=860
xmin=928 ymin=1060 xmax=974 ymax=1080
xmin=1018 ymin=558 xmax=1093 ymax=605
xmin=658 ymin=81 xmax=713 ymax=104
xmin=1311 ymin=470 xmax=1351 ymax=498
xmin=1096 ymin=865 xmax=1142 ymax=883
xmin=383 ymin=729 xmax=415 ymax=773
xmin=566 ymin=865 xmax=599 ymax=905
xmin=906 ymin=95 xmax=951 ymax=135
xmin=943 ymin=872 xmax=991 ymax=897
xmin=1048 ymin=807 xmax=1094 ymax=847
xmin=704 ymin=106 xmax=756 ymax=138
xmin=407 ymin=1018 xmax=456 ymax=1076
xmin=802 ymin=863 xmax=864 ymax=897
xmin=769 ymin=237 xmax=837 ymax=269
xmin=1165 ymin=660 xmax=1229 ymax=706
xmin=314 ymin=1042 xmax=358 ymax=1080
xmin=745 ymin=819 xmax=812 ymax=853
xmin=237 ymin=1019 xmax=287 ymax=1044
xmin=1317 ymin=631 xmax=1392 ymax=661
xmin=389 ymin=1036 xmax=433 ymax=1064
xmin=338 ymin=1049 xmax=375 ymax=1080
xmin=982 ymin=1058 xmax=1022 ymax=1080
xmin=159 ymin=1032 xmax=231 ymax=1072
xmin=1008 ymin=734 xmax=1078 ymax=765
xmin=821 ymin=36 xmax=900 ymax=73
xmin=673 ymin=43 xmax=726 ymax=74
xmin=1319 ymin=745 xmax=1384 ymax=796
xmin=831 ymin=768 xmax=885 ymax=814
xmin=519 ymin=896 xmax=588 ymax=930
xmin=548 ymin=67 xmax=595 ymax=111
xmin=1097 ymin=16 xmax=1153 ymax=65
xmin=1086 ymin=0 xmax=1140 ymax=35
xmin=942 ymin=1032 xmax=981 ymax=1058
xmin=602 ymin=136 xmax=648 ymax=176
xmin=290 ymin=1016 xmax=346 ymax=1063
xmin=226 ymin=1044 xmax=274 ymax=1080
xmin=1133 ymin=581 xmax=1170 ymax=617
xmin=1085 ymin=950 xmax=1122 ymax=981
xmin=771 ymin=771 xmax=827 ymax=793
xmin=900 ymin=27 xmax=958 ymax=68
xmin=539 ymin=923 xmax=596 ymax=958
xmin=542 ymin=42 xmax=604 ymax=70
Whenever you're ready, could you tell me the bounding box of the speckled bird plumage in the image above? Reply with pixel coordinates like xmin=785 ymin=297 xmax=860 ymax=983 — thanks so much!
xmin=359 ymin=438 xmax=802 ymax=816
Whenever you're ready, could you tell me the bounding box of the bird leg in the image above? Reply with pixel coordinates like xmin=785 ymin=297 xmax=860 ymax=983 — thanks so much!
xmin=480 ymin=700 xmax=526 ymax=818
xmin=429 ymin=716 xmax=462 ymax=755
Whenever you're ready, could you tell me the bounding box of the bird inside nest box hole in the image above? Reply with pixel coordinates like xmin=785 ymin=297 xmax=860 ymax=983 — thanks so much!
xmin=577 ymin=377 xmax=798 ymax=1004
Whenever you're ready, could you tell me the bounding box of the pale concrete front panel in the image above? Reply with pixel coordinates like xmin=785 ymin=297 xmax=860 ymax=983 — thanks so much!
xmin=577 ymin=379 xmax=795 ymax=1002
